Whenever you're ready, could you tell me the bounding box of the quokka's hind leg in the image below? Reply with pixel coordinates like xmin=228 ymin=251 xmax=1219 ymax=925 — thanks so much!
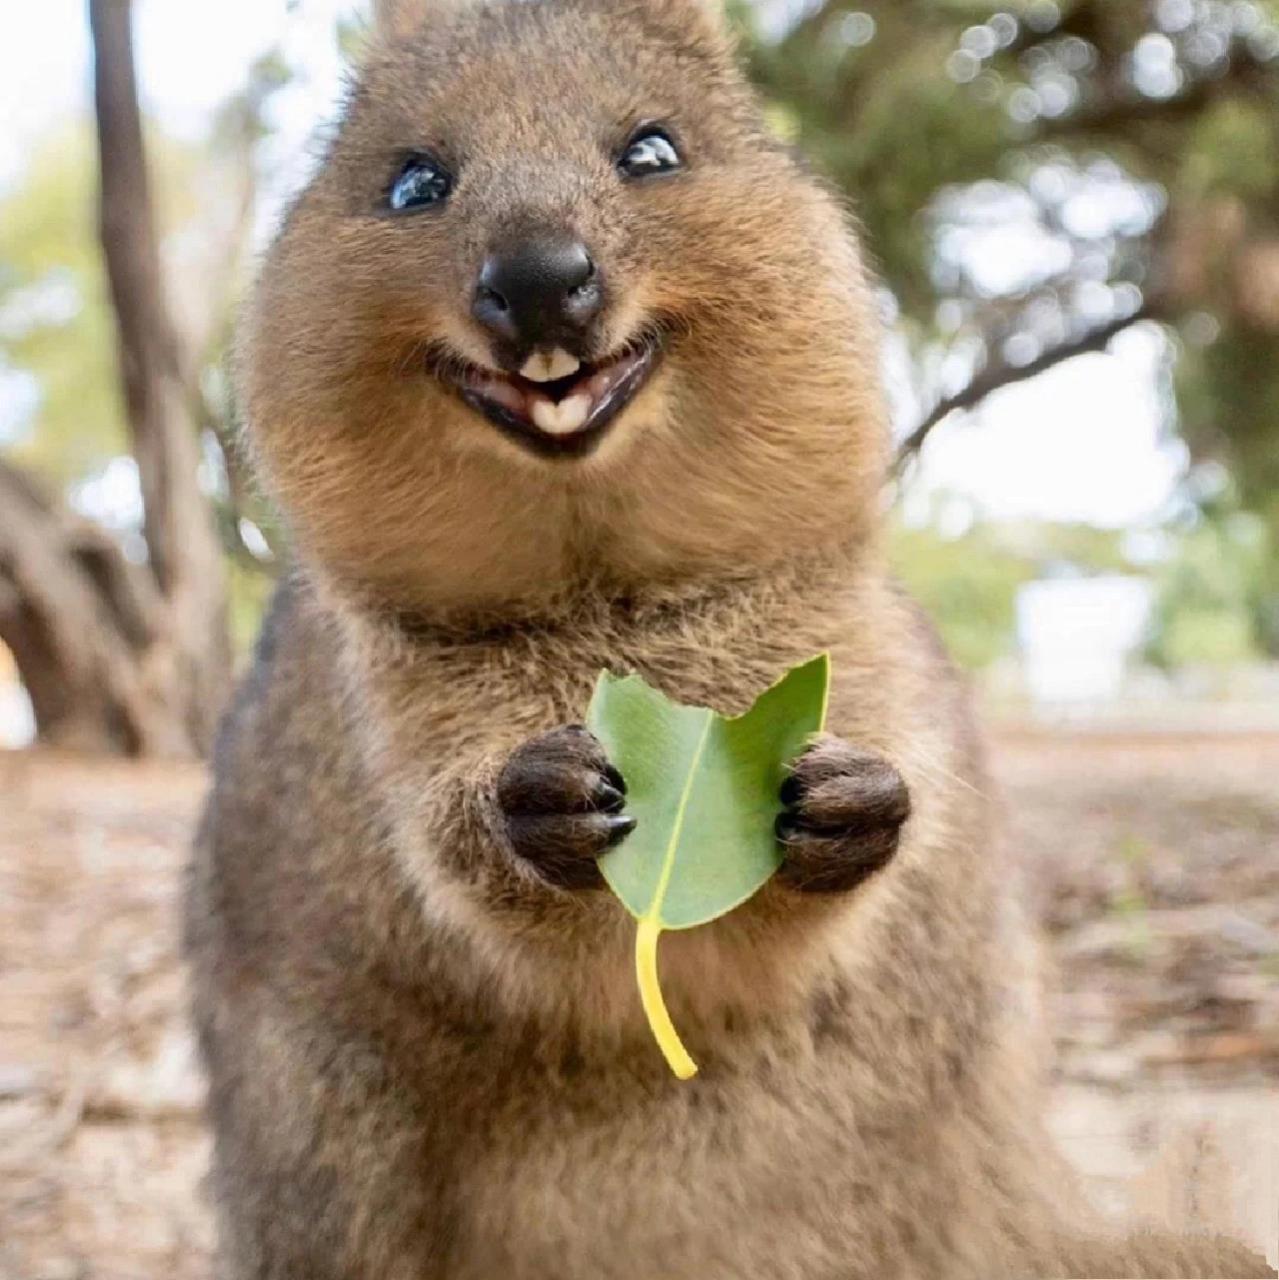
xmin=200 ymin=991 xmax=463 ymax=1280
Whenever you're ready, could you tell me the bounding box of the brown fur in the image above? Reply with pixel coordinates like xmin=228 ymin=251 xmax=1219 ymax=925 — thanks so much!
xmin=186 ymin=0 xmax=1274 ymax=1274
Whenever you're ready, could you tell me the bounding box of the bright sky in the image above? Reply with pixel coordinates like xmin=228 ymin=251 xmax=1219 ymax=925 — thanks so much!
xmin=903 ymin=324 xmax=1185 ymax=528
xmin=0 ymin=0 xmax=1187 ymax=531
xmin=0 ymin=0 xmax=361 ymax=194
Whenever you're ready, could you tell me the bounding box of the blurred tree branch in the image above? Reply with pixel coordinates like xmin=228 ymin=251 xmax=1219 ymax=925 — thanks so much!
xmin=0 ymin=458 xmax=185 ymax=753
xmin=1041 ymin=54 xmax=1274 ymax=143
xmin=895 ymin=301 xmax=1164 ymax=470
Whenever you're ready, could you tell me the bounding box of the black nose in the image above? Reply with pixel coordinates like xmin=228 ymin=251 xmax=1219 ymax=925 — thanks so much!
xmin=472 ymin=237 xmax=602 ymax=354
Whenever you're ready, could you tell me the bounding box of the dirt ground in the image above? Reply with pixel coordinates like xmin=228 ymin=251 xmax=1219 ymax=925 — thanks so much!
xmin=1 ymin=731 xmax=1276 ymax=1278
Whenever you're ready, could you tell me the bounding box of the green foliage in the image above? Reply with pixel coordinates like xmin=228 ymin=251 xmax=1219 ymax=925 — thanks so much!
xmin=748 ymin=8 xmax=1009 ymax=309
xmin=6 ymin=3 xmax=1278 ymax=678
xmin=1180 ymin=324 xmax=1279 ymax=513
xmin=0 ymin=123 xmax=204 ymax=486
xmin=1181 ymin=100 xmax=1279 ymax=203
xmin=0 ymin=128 xmax=126 ymax=484
xmin=226 ymin=557 xmax=279 ymax=655
xmin=588 ymin=655 xmax=829 ymax=1076
xmin=1156 ymin=608 xmax=1257 ymax=666
xmin=890 ymin=522 xmax=1034 ymax=669
xmin=2 ymin=76 xmax=284 ymax=663
xmin=747 ymin=0 xmax=1279 ymax=655
xmin=888 ymin=513 xmax=1268 ymax=674
xmin=1170 ymin=318 xmax=1279 ymax=651
xmin=1145 ymin=506 xmax=1270 ymax=666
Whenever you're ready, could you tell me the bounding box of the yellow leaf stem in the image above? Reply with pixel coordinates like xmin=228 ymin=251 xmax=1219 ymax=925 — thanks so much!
xmin=635 ymin=915 xmax=697 ymax=1080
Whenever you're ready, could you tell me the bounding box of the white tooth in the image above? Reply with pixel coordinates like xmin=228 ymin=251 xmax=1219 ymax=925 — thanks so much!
xmin=520 ymin=353 xmax=552 ymax=382
xmin=546 ymin=348 xmax=581 ymax=381
xmin=530 ymin=393 xmax=591 ymax=436
xmin=520 ymin=349 xmax=581 ymax=383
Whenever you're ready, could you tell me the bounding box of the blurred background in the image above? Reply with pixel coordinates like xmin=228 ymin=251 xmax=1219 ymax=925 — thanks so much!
xmin=1 ymin=1 xmax=1275 ymax=1275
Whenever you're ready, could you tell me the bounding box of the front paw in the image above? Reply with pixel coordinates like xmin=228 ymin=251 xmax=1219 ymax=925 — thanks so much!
xmin=496 ymin=725 xmax=635 ymax=890
xmin=775 ymin=736 xmax=910 ymax=893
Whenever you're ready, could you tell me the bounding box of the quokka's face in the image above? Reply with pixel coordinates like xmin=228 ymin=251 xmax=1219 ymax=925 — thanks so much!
xmin=335 ymin=20 xmax=741 ymax=464
xmin=246 ymin=0 xmax=887 ymax=610
xmin=256 ymin=0 xmax=847 ymax=464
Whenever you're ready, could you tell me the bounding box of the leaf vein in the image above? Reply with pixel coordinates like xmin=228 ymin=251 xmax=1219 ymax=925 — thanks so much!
xmin=643 ymin=708 xmax=714 ymax=924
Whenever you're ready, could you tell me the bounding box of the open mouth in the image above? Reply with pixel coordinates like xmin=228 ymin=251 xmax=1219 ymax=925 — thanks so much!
xmin=438 ymin=339 xmax=660 ymax=458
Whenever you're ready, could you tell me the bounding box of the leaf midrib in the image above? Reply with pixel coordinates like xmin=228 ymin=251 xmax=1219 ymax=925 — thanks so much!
xmin=642 ymin=708 xmax=715 ymax=925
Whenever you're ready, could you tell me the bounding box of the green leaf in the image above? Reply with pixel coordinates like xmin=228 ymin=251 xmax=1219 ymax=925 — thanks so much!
xmin=587 ymin=653 xmax=830 ymax=1078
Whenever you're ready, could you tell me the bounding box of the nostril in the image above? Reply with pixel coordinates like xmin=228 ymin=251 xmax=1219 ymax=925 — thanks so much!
xmin=476 ymin=283 xmax=509 ymax=314
xmin=475 ymin=256 xmax=512 ymax=315
xmin=472 ymin=260 xmax=517 ymax=339
xmin=568 ymin=256 xmax=597 ymax=301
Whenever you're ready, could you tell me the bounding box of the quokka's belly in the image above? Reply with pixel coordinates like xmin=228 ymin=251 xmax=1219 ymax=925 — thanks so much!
xmin=436 ymin=1060 xmax=941 ymax=1280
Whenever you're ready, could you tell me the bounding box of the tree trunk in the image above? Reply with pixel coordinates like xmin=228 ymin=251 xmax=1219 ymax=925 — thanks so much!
xmin=0 ymin=0 xmax=233 ymax=757
xmin=85 ymin=0 xmax=231 ymax=753
xmin=0 ymin=462 xmax=191 ymax=755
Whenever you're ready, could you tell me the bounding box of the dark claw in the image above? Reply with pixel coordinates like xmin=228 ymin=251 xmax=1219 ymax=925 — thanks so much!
xmin=779 ymin=771 xmax=804 ymax=808
xmin=775 ymin=812 xmax=803 ymax=843
xmin=594 ymin=778 xmax=626 ymax=813
xmin=498 ymin=726 xmax=631 ymax=889
xmin=604 ymin=813 xmax=637 ymax=847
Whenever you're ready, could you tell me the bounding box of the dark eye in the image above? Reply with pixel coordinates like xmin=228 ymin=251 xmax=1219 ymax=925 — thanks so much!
xmin=618 ymin=127 xmax=682 ymax=179
xmin=387 ymin=155 xmax=452 ymax=212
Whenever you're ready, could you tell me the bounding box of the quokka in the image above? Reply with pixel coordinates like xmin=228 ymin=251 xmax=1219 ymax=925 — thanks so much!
xmin=185 ymin=0 xmax=1274 ymax=1274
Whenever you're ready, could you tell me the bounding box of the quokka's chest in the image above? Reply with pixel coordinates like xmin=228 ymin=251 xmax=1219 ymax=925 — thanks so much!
xmin=393 ymin=609 xmax=842 ymax=730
